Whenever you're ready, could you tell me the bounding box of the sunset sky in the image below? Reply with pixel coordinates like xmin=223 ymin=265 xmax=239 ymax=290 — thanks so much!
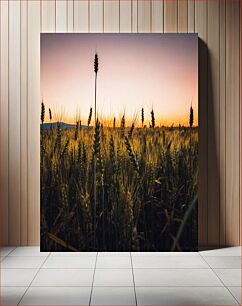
xmin=41 ymin=33 xmax=198 ymax=126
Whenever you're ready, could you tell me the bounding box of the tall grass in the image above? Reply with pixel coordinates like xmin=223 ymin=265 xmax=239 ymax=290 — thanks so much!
xmin=40 ymin=110 xmax=198 ymax=251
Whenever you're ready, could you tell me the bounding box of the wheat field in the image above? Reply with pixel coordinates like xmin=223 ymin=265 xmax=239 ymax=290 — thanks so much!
xmin=40 ymin=115 xmax=198 ymax=252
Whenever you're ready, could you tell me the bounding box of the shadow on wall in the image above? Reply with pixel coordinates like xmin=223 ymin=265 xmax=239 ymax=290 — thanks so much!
xmin=198 ymin=38 xmax=220 ymax=250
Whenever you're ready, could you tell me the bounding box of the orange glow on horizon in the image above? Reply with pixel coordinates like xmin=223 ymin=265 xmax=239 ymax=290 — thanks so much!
xmin=44 ymin=113 xmax=198 ymax=127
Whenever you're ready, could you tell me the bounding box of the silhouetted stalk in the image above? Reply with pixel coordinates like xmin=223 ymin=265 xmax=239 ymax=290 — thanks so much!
xmin=49 ymin=108 xmax=52 ymax=121
xmin=189 ymin=104 xmax=194 ymax=168
xmin=88 ymin=107 xmax=93 ymax=127
xmin=94 ymin=53 xmax=99 ymax=122
xmin=141 ymin=107 xmax=144 ymax=127
xmin=40 ymin=100 xmax=45 ymax=170
xmin=49 ymin=108 xmax=52 ymax=130
xmin=41 ymin=100 xmax=45 ymax=127
xmin=113 ymin=117 xmax=116 ymax=129
xmin=93 ymin=53 xmax=99 ymax=248
xmin=151 ymin=108 xmax=155 ymax=128
xmin=189 ymin=105 xmax=194 ymax=129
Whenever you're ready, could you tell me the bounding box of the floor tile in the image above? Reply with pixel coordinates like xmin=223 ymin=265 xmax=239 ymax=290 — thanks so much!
xmin=199 ymin=247 xmax=241 ymax=257
xmin=9 ymin=247 xmax=49 ymax=257
xmin=42 ymin=256 xmax=96 ymax=268
xmin=134 ymin=268 xmax=223 ymax=287
xmin=96 ymin=256 xmax=132 ymax=268
xmin=132 ymin=252 xmax=199 ymax=257
xmin=203 ymin=256 xmax=241 ymax=269
xmin=132 ymin=256 xmax=209 ymax=269
xmin=98 ymin=252 xmax=131 ymax=257
xmin=0 ymin=247 xmax=16 ymax=257
xmin=1 ymin=269 xmax=38 ymax=286
xmin=0 ymin=287 xmax=27 ymax=305
xmin=19 ymin=286 xmax=91 ymax=305
xmin=31 ymin=268 xmax=94 ymax=286
xmin=136 ymin=287 xmax=238 ymax=305
xmin=91 ymin=287 xmax=136 ymax=305
xmin=50 ymin=251 xmax=97 ymax=257
xmin=228 ymin=287 xmax=241 ymax=304
xmin=214 ymin=269 xmax=241 ymax=286
xmin=1 ymin=256 xmax=46 ymax=269
xmin=94 ymin=269 xmax=134 ymax=286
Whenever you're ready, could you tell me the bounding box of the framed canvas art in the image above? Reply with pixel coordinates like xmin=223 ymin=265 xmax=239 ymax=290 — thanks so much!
xmin=40 ymin=33 xmax=198 ymax=252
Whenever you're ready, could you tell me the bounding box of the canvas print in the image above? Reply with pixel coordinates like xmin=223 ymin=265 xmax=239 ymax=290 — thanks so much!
xmin=40 ymin=33 xmax=198 ymax=252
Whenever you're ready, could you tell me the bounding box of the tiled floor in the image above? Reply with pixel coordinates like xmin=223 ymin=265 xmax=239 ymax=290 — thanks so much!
xmin=0 ymin=246 xmax=241 ymax=305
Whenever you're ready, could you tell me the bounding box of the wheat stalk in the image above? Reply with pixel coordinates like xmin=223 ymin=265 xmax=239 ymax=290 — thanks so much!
xmin=88 ymin=107 xmax=93 ymax=127
xmin=61 ymin=138 xmax=70 ymax=159
xmin=109 ymin=135 xmax=117 ymax=171
xmin=56 ymin=122 xmax=61 ymax=150
xmin=189 ymin=105 xmax=194 ymax=128
xmin=121 ymin=114 xmax=125 ymax=138
xmin=93 ymin=118 xmax=100 ymax=247
xmin=124 ymin=136 xmax=139 ymax=173
xmin=41 ymin=99 xmax=45 ymax=125
xmin=93 ymin=119 xmax=101 ymax=156
xmin=94 ymin=53 xmax=99 ymax=123
xmin=49 ymin=108 xmax=52 ymax=121
xmin=189 ymin=104 xmax=194 ymax=169
xmin=113 ymin=117 xmax=116 ymax=129
xmin=97 ymin=150 xmax=105 ymax=247
xmin=141 ymin=107 xmax=144 ymax=127
xmin=151 ymin=108 xmax=155 ymax=128
xmin=77 ymin=140 xmax=82 ymax=163
xmin=128 ymin=123 xmax=135 ymax=138
xmin=74 ymin=121 xmax=79 ymax=141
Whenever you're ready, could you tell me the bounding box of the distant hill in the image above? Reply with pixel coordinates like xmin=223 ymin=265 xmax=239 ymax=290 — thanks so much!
xmin=40 ymin=122 xmax=91 ymax=130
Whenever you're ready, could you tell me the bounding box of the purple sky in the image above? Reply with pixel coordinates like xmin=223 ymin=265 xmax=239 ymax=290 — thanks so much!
xmin=41 ymin=33 xmax=198 ymax=126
